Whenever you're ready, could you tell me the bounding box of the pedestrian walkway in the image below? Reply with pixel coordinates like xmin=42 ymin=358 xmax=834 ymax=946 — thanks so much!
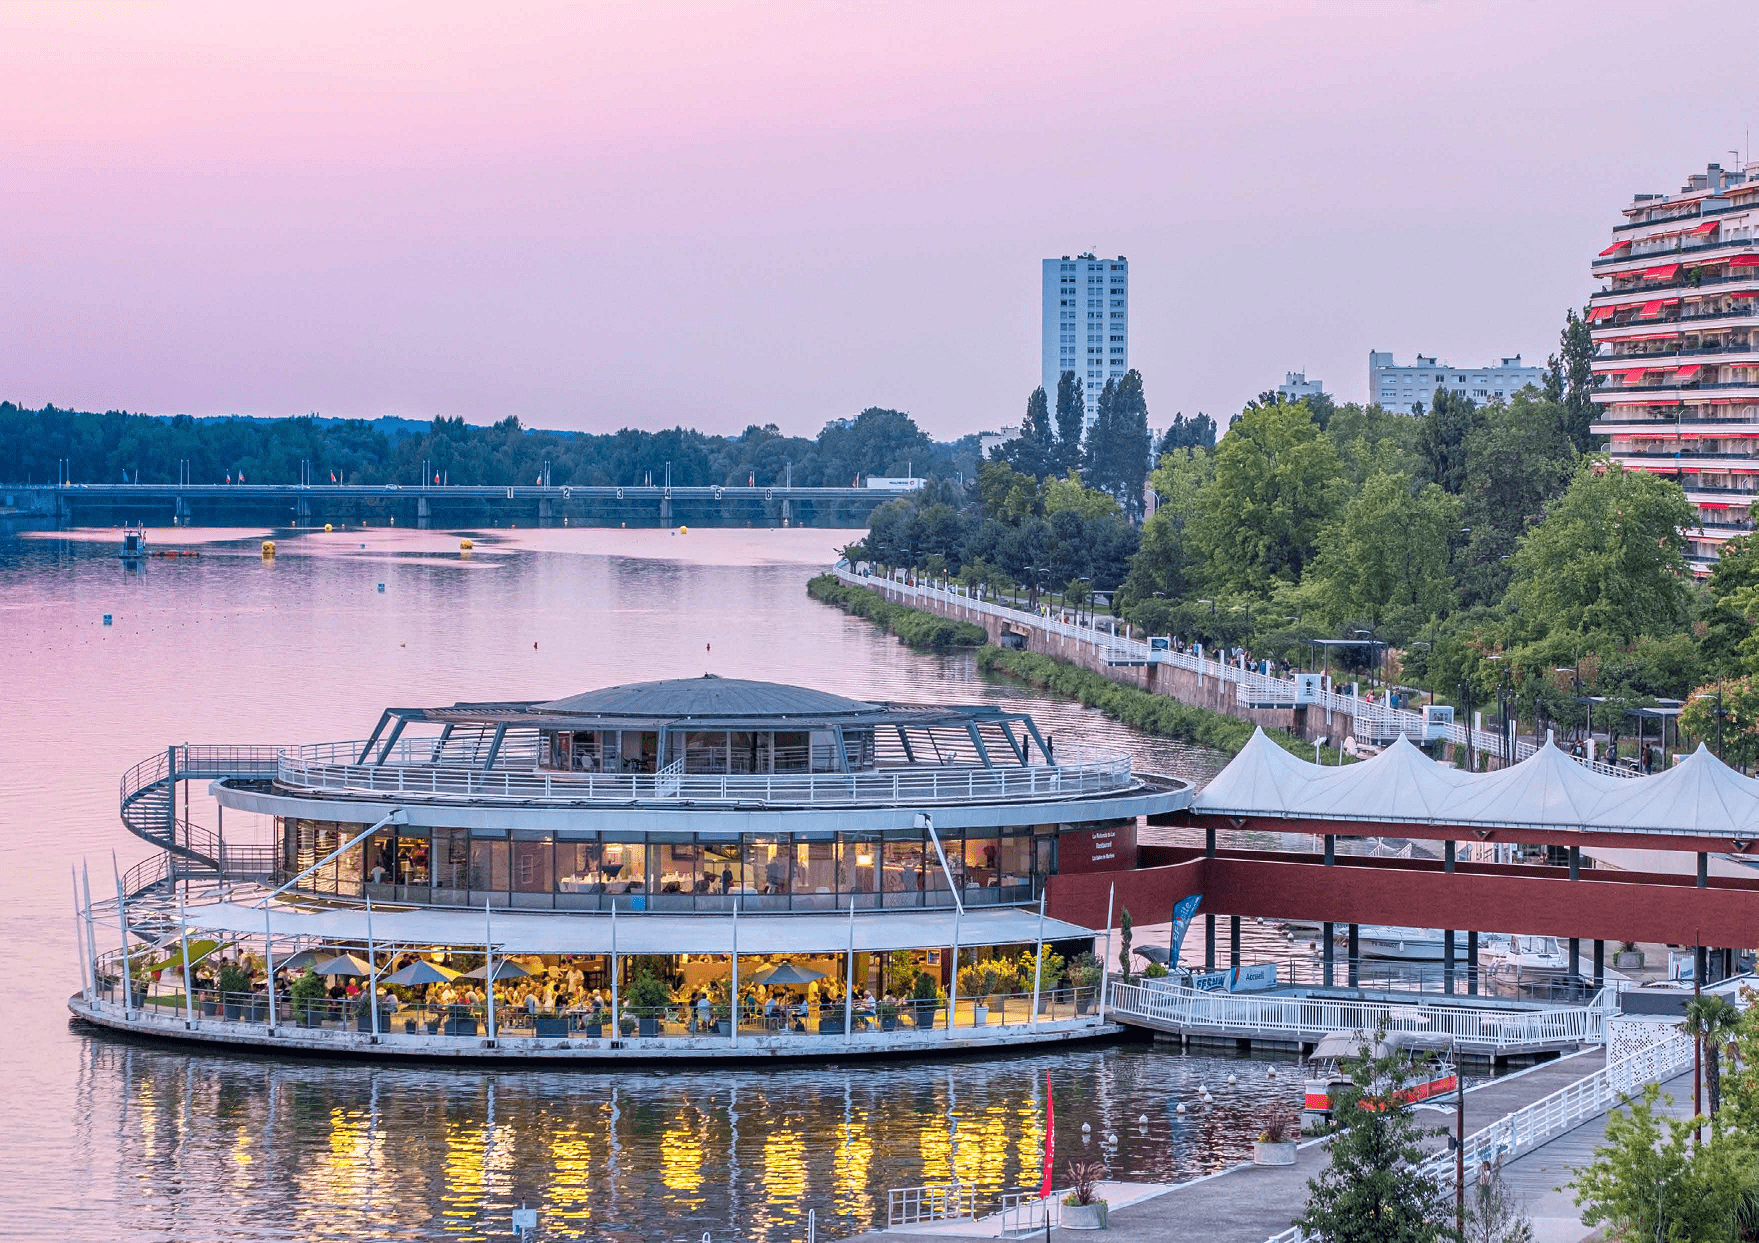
xmin=862 ymin=1050 xmax=1611 ymax=1243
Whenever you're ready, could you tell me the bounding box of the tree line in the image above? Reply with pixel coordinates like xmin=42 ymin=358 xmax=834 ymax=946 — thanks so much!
xmin=0 ymin=403 xmax=982 ymax=492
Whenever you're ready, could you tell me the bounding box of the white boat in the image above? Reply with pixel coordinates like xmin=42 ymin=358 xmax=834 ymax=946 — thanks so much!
xmin=1334 ymin=925 xmax=1445 ymax=961
xmin=1489 ymin=934 xmax=1572 ymax=983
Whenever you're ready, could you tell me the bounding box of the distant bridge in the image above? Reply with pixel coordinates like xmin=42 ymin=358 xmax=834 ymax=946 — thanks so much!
xmin=0 ymin=482 xmax=899 ymax=529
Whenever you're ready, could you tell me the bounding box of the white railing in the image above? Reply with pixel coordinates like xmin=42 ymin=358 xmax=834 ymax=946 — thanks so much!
xmin=273 ymin=745 xmax=1135 ymax=806
xmin=1260 ymin=1026 xmax=1694 ymax=1243
xmin=998 ymin=1192 xmax=1060 ymax=1234
xmin=888 ymin=1182 xmax=978 ymax=1227
xmin=843 ymin=569 xmax=1631 ymax=779
xmin=1105 ymin=981 xmax=1609 ymax=1051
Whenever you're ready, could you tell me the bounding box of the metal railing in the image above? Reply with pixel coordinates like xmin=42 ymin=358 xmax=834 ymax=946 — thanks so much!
xmin=841 ymin=569 xmax=1629 ymax=778
xmin=1261 ymin=1027 xmax=1694 ymax=1243
xmin=1105 ymin=981 xmax=1609 ymax=1052
xmin=998 ymin=1192 xmax=1060 ymax=1235
xmin=273 ymin=746 xmax=1135 ymax=806
xmin=888 ymin=1182 xmax=978 ymax=1228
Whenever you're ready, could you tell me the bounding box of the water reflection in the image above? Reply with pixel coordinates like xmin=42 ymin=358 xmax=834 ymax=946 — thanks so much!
xmin=80 ymin=1040 xmax=1313 ymax=1241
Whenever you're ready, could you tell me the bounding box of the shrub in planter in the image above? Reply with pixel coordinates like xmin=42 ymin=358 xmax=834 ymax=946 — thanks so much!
xmin=217 ymin=963 xmax=251 ymax=1019
xmin=619 ymin=1013 xmax=638 ymax=1038
xmin=626 ymin=973 xmax=672 ymax=1037
xmin=878 ymin=1000 xmax=899 ymax=1032
xmin=1252 ymin=1113 xmax=1298 ymax=1166
xmin=1061 ymin=1160 xmax=1109 ymax=1230
xmin=909 ymin=971 xmax=942 ymax=1027
xmin=1066 ymin=954 xmax=1101 ymax=1012
xmin=289 ymin=969 xmax=326 ymax=1027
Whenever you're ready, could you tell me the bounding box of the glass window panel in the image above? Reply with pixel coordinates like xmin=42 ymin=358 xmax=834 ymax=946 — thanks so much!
xmin=557 ymin=841 xmax=598 ymax=892
xmin=703 ymin=842 xmax=742 ymax=894
xmin=774 ymin=732 xmax=810 ymax=772
xmin=793 ymin=839 xmax=837 ymax=897
xmin=600 ymin=841 xmax=645 ymax=893
xmin=683 ymin=730 xmax=729 ymax=774
xmin=469 ymin=839 xmax=509 ymax=893
xmin=433 ymin=829 xmax=470 ymax=890
xmin=653 ymin=840 xmax=702 ymax=894
xmin=840 ymin=834 xmax=880 ymax=894
xmin=395 ymin=832 xmax=430 ymax=887
xmin=963 ymin=835 xmax=999 ymax=890
xmin=729 ymin=731 xmax=766 ymax=774
xmin=512 ymin=838 xmax=553 ymax=893
xmin=750 ymin=835 xmax=790 ymax=894
xmin=882 ymin=835 xmax=923 ymax=902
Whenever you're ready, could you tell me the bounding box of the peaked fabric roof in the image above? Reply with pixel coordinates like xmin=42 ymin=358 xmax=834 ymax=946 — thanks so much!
xmin=1193 ymin=729 xmax=1759 ymax=839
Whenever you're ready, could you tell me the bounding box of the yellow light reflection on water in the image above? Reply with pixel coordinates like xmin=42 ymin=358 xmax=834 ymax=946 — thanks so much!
xmin=231 ymin=1128 xmax=253 ymax=1166
xmin=761 ymin=1122 xmax=806 ymax=1202
xmin=659 ymin=1110 xmax=704 ymax=1195
xmin=546 ymin=1123 xmax=595 ymax=1234
xmin=441 ymin=1119 xmax=487 ymax=1237
xmin=834 ymin=1107 xmax=874 ymax=1222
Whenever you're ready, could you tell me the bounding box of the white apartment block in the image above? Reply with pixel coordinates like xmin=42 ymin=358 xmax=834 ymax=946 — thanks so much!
xmin=1278 ymin=371 xmax=1326 ymax=402
xmin=1368 ymin=352 xmax=1542 ymax=413
xmin=1042 ymin=253 xmax=1129 ymax=425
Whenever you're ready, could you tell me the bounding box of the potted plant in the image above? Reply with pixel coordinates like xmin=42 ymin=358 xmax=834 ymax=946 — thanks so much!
xmin=1060 ymin=1160 xmax=1109 ymax=1230
xmin=626 ymin=973 xmax=671 ymax=1037
xmin=1252 ymin=1113 xmax=1298 ymax=1166
xmin=217 ymin=963 xmax=250 ymax=1020
xmin=909 ymin=971 xmax=941 ymax=1028
xmin=819 ymin=1004 xmax=846 ymax=1036
xmin=1614 ymin=941 xmax=1645 ymax=969
xmin=878 ymin=1000 xmax=899 ymax=1032
xmin=289 ymin=969 xmax=326 ymax=1028
xmin=1066 ymin=954 xmax=1101 ymax=1013
xmin=354 ymin=990 xmax=378 ymax=1033
xmin=1019 ymin=948 xmax=1065 ymax=1013
xmin=619 ymin=1011 xmax=638 ymax=1038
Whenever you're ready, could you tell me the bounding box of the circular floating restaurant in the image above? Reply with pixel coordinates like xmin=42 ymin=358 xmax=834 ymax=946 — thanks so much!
xmin=72 ymin=676 xmax=1193 ymax=1059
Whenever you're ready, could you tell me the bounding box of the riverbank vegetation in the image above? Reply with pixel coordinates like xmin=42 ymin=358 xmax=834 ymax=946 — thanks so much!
xmin=847 ymin=313 xmax=1759 ymax=764
xmin=806 ymin=574 xmax=987 ymax=649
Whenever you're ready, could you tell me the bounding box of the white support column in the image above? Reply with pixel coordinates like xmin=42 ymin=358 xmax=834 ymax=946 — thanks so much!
xmin=1030 ymin=889 xmax=1046 ymax=1031
xmin=946 ymin=906 xmax=962 ymax=1032
xmin=609 ymin=898 xmax=619 ymax=1038
xmin=82 ymin=863 xmax=99 ymax=1001
xmin=71 ymin=866 xmax=88 ymax=1004
xmin=1098 ymin=882 xmax=1115 ymax=1022
xmin=264 ymin=903 xmax=278 ymax=1031
xmin=843 ymin=896 xmax=855 ymax=1039
xmin=113 ymin=855 xmax=134 ymax=1021
xmin=178 ymin=885 xmax=195 ymax=1029
xmin=484 ymin=902 xmax=496 ymax=1042
xmin=366 ymin=892 xmax=380 ymax=1041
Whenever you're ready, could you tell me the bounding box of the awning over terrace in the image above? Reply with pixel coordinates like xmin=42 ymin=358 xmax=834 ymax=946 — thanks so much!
xmin=1192 ymin=728 xmax=1759 ymax=838
xmin=175 ymin=901 xmax=1092 ymax=955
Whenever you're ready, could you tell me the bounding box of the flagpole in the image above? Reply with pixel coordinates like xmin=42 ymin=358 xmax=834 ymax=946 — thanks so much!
xmin=113 ymin=852 xmax=134 ymax=1021
xmin=178 ymin=884 xmax=195 ymax=1028
xmin=731 ymin=892 xmax=740 ymax=1048
xmin=610 ymin=897 xmax=619 ymax=1036
xmin=843 ymin=894 xmax=855 ymax=1039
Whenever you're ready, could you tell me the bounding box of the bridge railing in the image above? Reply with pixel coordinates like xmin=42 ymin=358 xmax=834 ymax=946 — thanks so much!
xmin=844 ymin=569 xmax=1630 ymax=779
xmin=1104 ymin=981 xmax=1607 ymax=1051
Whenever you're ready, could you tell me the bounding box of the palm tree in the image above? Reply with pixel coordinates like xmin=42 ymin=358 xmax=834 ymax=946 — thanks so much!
xmin=1682 ymin=993 xmax=1741 ymax=1126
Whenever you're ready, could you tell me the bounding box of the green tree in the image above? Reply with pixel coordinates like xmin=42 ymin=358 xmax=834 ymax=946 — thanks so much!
xmin=1683 ymin=993 xmax=1743 ymax=1126
xmin=1550 ymin=307 xmax=1600 ymax=454
xmin=1679 ymin=678 xmax=1759 ymax=766
xmin=1001 ymin=385 xmax=1056 ymax=476
xmin=1054 ymin=371 xmax=1086 ymax=473
xmin=1294 ymin=1035 xmax=1456 ymax=1243
xmin=1044 ymin=470 xmax=1122 ymax=520
xmin=1118 ymin=908 xmax=1133 ymax=982
xmin=1194 ymin=399 xmax=1341 ymax=592
xmin=1307 ymin=471 xmax=1461 ymax=641
xmin=1098 ymin=369 xmax=1153 ymax=520
xmin=1461 ymin=1161 xmax=1533 ymax=1243
xmin=1417 ymin=389 xmax=1486 ymax=495
xmin=1454 ymin=393 xmax=1579 ymax=608
xmin=1506 ymin=462 xmax=1694 ymax=645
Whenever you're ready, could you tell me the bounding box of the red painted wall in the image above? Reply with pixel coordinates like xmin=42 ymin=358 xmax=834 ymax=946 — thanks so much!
xmin=1057 ymin=822 xmax=1138 ymax=873
xmin=1047 ymin=852 xmax=1759 ymax=947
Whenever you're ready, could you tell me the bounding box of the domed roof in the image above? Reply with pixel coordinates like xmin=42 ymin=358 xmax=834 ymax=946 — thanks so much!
xmin=535 ymin=675 xmax=884 ymax=722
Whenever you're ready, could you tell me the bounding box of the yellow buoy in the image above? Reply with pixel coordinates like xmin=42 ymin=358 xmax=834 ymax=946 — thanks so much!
xmin=323 ymin=523 xmax=333 ymax=533
xmin=460 ymin=538 xmax=473 ymax=551
xmin=261 ymin=541 xmax=275 ymax=558
xmin=679 ymin=525 xmax=688 ymax=534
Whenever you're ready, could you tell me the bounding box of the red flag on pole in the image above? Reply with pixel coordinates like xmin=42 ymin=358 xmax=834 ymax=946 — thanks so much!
xmin=1040 ymin=1071 xmax=1055 ymax=1199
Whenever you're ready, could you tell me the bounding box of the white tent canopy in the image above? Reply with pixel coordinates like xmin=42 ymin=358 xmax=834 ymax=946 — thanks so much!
xmin=179 ymin=901 xmax=1090 ymax=956
xmin=1193 ymin=728 xmax=1759 ymax=838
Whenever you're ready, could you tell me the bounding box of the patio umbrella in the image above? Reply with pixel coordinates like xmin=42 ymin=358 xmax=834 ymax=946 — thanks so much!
xmin=751 ymin=962 xmax=827 ymax=987
xmin=278 ymin=949 xmax=328 ymax=973
xmin=461 ymin=960 xmax=530 ymax=981
xmin=314 ymin=953 xmax=373 ymax=977
xmin=1132 ymin=945 xmax=1172 ymax=966
xmin=382 ymin=960 xmax=462 ymax=987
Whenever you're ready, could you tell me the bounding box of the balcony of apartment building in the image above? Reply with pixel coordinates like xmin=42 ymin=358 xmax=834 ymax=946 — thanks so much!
xmin=1591 ymin=264 xmax=1759 ymax=312
xmin=1592 ymin=228 xmax=1757 ymax=275
xmin=1590 ymin=370 xmax=1759 ymax=406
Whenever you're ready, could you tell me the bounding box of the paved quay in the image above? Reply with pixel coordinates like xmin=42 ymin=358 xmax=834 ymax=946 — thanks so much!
xmin=862 ymin=1048 xmax=1613 ymax=1243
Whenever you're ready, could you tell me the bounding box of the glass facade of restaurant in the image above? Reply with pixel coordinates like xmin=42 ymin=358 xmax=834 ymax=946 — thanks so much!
xmin=282 ymin=817 xmax=1067 ymax=911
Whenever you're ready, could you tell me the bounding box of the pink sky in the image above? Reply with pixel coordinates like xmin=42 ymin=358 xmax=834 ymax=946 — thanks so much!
xmin=0 ymin=1 xmax=1751 ymax=440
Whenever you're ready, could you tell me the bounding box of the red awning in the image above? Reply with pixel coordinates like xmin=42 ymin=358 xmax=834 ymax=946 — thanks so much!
xmin=1730 ymin=254 xmax=1759 ymax=267
xmin=1588 ymin=305 xmax=1617 ymax=322
xmin=1598 ymin=238 xmax=1633 ymax=256
xmin=1644 ymin=264 xmax=1682 ymax=279
xmin=1622 ymin=369 xmax=1649 ymax=383
xmin=1676 ymin=365 xmax=1702 ymax=381
xmin=1639 ymin=300 xmax=1665 ymax=317
xmin=1690 ymin=220 xmax=1720 ymax=236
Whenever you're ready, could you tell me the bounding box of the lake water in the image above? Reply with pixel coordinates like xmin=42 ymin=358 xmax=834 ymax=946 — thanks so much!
xmin=0 ymin=525 xmax=1310 ymax=1243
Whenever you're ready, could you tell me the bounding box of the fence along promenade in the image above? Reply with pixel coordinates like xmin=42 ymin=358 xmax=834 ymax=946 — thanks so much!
xmin=837 ymin=568 xmax=1630 ymax=779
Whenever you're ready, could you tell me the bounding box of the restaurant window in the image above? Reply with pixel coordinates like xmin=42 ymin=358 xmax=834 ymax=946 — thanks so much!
xmin=774 ymin=731 xmax=810 ymax=772
xmin=702 ymin=842 xmax=743 ymax=895
xmin=512 ymin=836 xmax=553 ymax=893
xmin=599 ymin=841 xmax=646 ymax=894
xmin=396 ymin=830 xmax=431 ymax=888
xmin=750 ymin=835 xmax=790 ymax=894
xmin=651 ymin=839 xmax=702 ymax=895
xmin=839 ymin=833 xmax=881 ymax=903
xmin=557 ymin=841 xmax=599 ymax=893
xmin=810 ymin=730 xmax=841 ymax=772
xmin=618 ymin=732 xmax=658 ymax=773
xmin=842 ymin=728 xmax=875 ymax=771
xmin=882 ymin=834 xmax=923 ymax=904
xmin=730 ymin=731 xmax=770 ymax=774
xmin=792 ymin=838 xmax=837 ymax=904
xmin=963 ymin=834 xmax=1000 ymax=891
xmin=469 ymin=838 xmax=509 ymax=895
xmin=998 ymin=832 xmax=1033 ymax=898
xmin=683 ymin=730 xmax=729 ymax=774
xmin=365 ymin=828 xmax=396 ymax=888
xmin=433 ymin=829 xmax=470 ymax=893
